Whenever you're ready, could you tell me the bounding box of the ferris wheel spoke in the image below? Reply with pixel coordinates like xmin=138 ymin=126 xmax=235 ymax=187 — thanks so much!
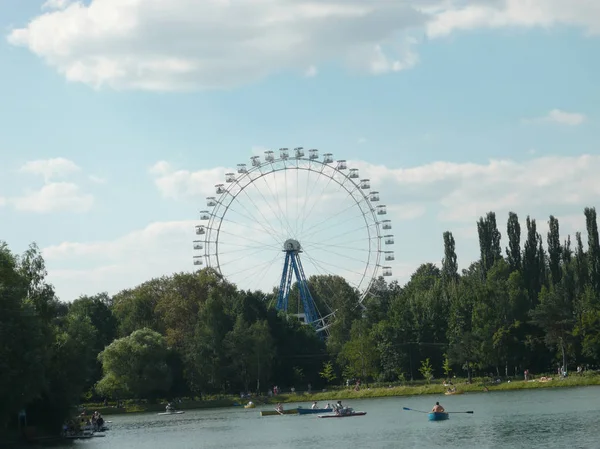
xmin=224 ymin=251 xmax=281 ymax=281
xmin=298 ymin=163 xmax=327 ymax=236
xmin=206 ymin=239 xmax=280 ymax=252
xmin=236 ymin=185 xmax=288 ymax=241
xmin=299 ymin=199 xmax=366 ymax=242
xmin=217 ymin=214 xmax=282 ymax=248
xmin=298 ymin=167 xmax=338 ymax=236
xmin=304 ymin=222 xmax=378 ymax=248
xmin=301 ymin=250 xmax=365 ymax=290
xmin=219 ymin=201 xmax=282 ymax=242
xmin=302 ymin=245 xmax=370 ymax=266
xmin=216 ymin=227 xmax=281 ymax=251
xmin=234 ymin=252 xmax=283 ymax=293
xmin=253 ymin=167 xmax=296 ymax=239
xmin=260 ymin=162 xmax=290 ymax=238
xmin=218 ymin=246 xmax=278 ymax=269
xmin=302 ymin=241 xmax=371 ymax=253
xmin=217 ymin=244 xmax=279 ymax=256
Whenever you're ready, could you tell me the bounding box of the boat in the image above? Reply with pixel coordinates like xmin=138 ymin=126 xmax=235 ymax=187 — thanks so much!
xmin=317 ymin=411 xmax=366 ymax=418
xmin=260 ymin=409 xmax=299 ymax=416
xmin=157 ymin=410 xmax=185 ymax=415
xmin=297 ymin=408 xmax=333 ymax=415
xmin=244 ymin=402 xmax=256 ymax=409
xmin=428 ymin=412 xmax=449 ymax=421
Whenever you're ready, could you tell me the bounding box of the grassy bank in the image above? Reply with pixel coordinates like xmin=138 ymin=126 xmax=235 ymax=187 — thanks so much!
xmin=84 ymin=374 xmax=600 ymax=415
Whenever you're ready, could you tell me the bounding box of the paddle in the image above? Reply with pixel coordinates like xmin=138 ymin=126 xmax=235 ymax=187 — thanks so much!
xmin=274 ymin=408 xmax=284 ymax=415
xmin=447 ymin=411 xmax=474 ymax=414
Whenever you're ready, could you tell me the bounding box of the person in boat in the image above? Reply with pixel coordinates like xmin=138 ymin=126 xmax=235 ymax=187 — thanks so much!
xmin=276 ymin=403 xmax=284 ymax=412
xmin=166 ymin=402 xmax=176 ymax=412
xmin=432 ymin=402 xmax=445 ymax=413
xmin=311 ymin=401 xmax=318 ymax=410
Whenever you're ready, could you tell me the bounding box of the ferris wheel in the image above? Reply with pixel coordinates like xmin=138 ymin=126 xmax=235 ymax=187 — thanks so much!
xmin=193 ymin=147 xmax=394 ymax=334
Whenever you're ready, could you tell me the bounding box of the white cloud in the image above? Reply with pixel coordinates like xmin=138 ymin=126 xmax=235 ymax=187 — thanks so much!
xmin=44 ymin=220 xmax=195 ymax=300
xmin=7 ymin=0 xmax=426 ymax=91
xmin=426 ymin=0 xmax=600 ymax=38
xmin=41 ymin=0 xmax=72 ymax=10
xmin=7 ymin=0 xmax=600 ymax=91
xmin=305 ymin=66 xmax=318 ymax=77
xmin=88 ymin=174 xmax=107 ymax=184
xmin=523 ymin=109 xmax=587 ymax=126
xmin=12 ymin=182 xmax=94 ymax=213
xmin=19 ymin=157 xmax=81 ymax=182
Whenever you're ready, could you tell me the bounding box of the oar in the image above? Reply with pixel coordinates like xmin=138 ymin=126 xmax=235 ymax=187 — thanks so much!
xmin=447 ymin=411 xmax=474 ymax=414
xmin=275 ymin=408 xmax=284 ymax=415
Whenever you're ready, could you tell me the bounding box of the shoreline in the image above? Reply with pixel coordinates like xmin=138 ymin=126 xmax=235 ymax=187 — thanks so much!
xmin=84 ymin=374 xmax=600 ymax=416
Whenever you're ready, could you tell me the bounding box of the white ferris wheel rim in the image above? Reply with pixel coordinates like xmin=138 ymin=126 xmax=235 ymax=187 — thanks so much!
xmin=195 ymin=150 xmax=393 ymax=304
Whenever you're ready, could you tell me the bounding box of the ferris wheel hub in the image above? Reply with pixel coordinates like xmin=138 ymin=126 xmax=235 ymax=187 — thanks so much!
xmin=283 ymin=239 xmax=302 ymax=252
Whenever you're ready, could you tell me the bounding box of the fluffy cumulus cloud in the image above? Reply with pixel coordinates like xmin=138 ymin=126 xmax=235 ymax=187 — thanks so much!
xmin=44 ymin=220 xmax=195 ymax=300
xmin=12 ymin=182 xmax=94 ymax=213
xmin=46 ymin=152 xmax=598 ymax=301
xmin=522 ymin=109 xmax=587 ymax=126
xmin=11 ymin=157 xmax=95 ymax=213
xmin=19 ymin=157 xmax=81 ymax=182
xmin=7 ymin=0 xmax=599 ymax=91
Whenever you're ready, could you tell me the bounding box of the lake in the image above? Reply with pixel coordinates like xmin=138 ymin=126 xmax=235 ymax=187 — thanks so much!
xmin=55 ymin=386 xmax=600 ymax=449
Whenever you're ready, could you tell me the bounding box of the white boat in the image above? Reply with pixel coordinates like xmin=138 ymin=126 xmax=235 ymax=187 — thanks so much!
xmin=157 ymin=410 xmax=185 ymax=415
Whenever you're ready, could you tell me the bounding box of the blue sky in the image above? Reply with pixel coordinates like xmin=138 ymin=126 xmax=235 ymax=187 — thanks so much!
xmin=0 ymin=0 xmax=599 ymax=302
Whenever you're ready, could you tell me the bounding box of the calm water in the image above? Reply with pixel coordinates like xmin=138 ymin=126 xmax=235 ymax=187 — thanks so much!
xmin=56 ymin=387 xmax=600 ymax=449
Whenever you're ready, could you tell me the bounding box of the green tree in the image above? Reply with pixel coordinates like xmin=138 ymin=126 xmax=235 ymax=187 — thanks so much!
xmin=0 ymin=243 xmax=47 ymax=429
xmin=477 ymin=211 xmax=502 ymax=277
xmin=442 ymin=354 xmax=452 ymax=377
xmin=319 ymin=361 xmax=337 ymax=384
xmin=97 ymin=328 xmax=172 ymax=399
xmin=506 ymin=212 xmax=522 ymax=272
xmin=585 ymin=207 xmax=600 ymax=293
xmin=547 ymin=215 xmax=562 ymax=285
xmin=442 ymin=231 xmax=459 ymax=284
xmin=418 ymin=358 xmax=434 ymax=382
xmin=339 ymin=320 xmax=379 ymax=381
xmin=530 ymin=285 xmax=575 ymax=372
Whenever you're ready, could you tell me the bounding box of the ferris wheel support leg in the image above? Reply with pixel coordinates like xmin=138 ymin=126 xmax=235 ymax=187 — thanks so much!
xmin=276 ymin=252 xmax=293 ymax=312
xmin=289 ymin=255 xmax=319 ymax=327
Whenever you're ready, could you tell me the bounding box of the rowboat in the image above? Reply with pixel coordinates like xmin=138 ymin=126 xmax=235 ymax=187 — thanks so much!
xmin=297 ymin=408 xmax=333 ymax=415
xmin=428 ymin=412 xmax=449 ymax=421
xmin=317 ymin=411 xmax=366 ymax=418
xmin=260 ymin=409 xmax=299 ymax=416
xmin=157 ymin=411 xmax=185 ymax=415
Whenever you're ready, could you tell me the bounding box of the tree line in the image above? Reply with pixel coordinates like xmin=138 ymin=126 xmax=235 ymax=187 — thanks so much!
xmin=1 ymin=206 xmax=599 ymax=434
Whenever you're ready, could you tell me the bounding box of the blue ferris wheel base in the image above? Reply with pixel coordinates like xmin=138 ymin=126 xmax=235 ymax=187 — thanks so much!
xmin=276 ymin=239 xmax=320 ymax=332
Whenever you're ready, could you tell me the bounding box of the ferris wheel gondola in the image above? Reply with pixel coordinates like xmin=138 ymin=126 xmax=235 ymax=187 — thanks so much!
xmin=193 ymin=147 xmax=394 ymax=334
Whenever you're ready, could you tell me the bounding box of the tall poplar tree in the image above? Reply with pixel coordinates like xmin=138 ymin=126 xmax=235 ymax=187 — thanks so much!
xmin=506 ymin=212 xmax=522 ymax=272
xmin=547 ymin=215 xmax=562 ymax=285
xmin=585 ymin=207 xmax=600 ymax=293
xmin=442 ymin=231 xmax=459 ymax=284
xmin=477 ymin=211 xmax=502 ymax=277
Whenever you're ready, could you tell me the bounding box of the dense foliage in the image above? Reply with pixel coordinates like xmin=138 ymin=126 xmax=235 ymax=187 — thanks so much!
xmin=2 ymin=207 xmax=600 ymax=434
